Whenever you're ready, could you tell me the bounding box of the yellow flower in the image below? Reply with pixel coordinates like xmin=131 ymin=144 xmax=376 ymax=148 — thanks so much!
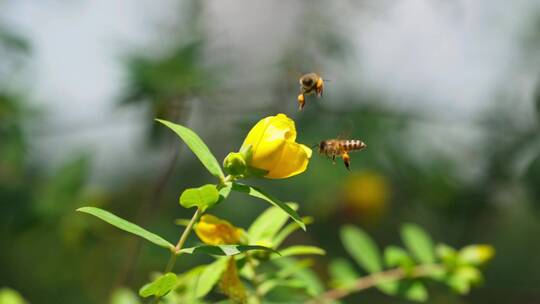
xmin=240 ymin=113 xmax=312 ymax=179
xmin=341 ymin=171 xmax=389 ymax=224
xmin=219 ymin=257 xmax=247 ymax=303
xmin=195 ymin=214 xmax=243 ymax=245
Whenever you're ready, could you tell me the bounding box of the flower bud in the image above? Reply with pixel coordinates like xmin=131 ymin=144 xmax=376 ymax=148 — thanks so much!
xmin=223 ymin=152 xmax=247 ymax=176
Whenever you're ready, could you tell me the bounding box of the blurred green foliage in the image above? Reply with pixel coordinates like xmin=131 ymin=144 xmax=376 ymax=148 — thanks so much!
xmin=2 ymin=1 xmax=540 ymax=304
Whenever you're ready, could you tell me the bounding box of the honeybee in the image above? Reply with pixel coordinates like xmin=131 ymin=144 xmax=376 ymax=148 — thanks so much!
xmin=297 ymin=73 xmax=324 ymax=110
xmin=317 ymin=138 xmax=367 ymax=171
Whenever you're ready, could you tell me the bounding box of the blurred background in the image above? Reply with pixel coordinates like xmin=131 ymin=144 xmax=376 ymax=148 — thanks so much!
xmin=2 ymin=0 xmax=540 ymax=303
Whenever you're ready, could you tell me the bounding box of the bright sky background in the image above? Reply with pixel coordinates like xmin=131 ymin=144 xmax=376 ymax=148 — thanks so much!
xmin=3 ymin=0 xmax=540 ymax=181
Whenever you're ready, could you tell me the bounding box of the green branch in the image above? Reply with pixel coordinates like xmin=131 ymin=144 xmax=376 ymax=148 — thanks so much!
xmin=152 ymin=207 xmax=202 ymax=303
xmin=307 ymin=264 xmax=443 ymax=304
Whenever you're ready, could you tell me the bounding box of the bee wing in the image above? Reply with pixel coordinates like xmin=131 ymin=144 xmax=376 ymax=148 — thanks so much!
xmin=336 ymin=120 xmax=354 ymax=140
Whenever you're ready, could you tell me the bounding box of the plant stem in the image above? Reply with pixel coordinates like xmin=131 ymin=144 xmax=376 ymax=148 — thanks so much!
xmin=220 ymin=174 xmax=234 ymax=186
xmin=152 ymin=207 xmax=202 ymax=304
xmin=307 ymin=264 xmax=443 ymax=304
xmin=174 ymin=207 xmax=201 ymax=252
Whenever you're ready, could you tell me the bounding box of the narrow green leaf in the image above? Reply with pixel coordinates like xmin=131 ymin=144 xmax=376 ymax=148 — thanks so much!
xmin=273 ymin=258 xmax=324 ymax=296
xmin=248 ymin=204 xmax=298 ymax=242
xmin=271 ymin=245 xmax=325 ymax=259
xmin=329 ymin=258 xmax=360 ymax=288
xmin=232 ymin=183 xmax=305 ymax=230
xmin=179 ymin=184 xmax=219 ymax=211
xmin=178 ymin=244 xmax=277 ymax=256
xmin=258 ymin=278 xmax=307 ymax=295
xmin=175 ymin=265 xmax=206 ymax=302
xmin=77 ymin=207 xmax=173 ymax=249
xmin=341 ymin=225 xmax=382 ymax=273
xmin=274 ymin=259 xmax=314 ymax=280
xmin=156 ymin=119 xmax=224 ymax=178
xmin=139 ymin=273 xmax=177 ymax=298
xmin=195 ymin=258 xmax=229 ymax=298
xmin=401 ymin=223 xmax=435 ymax=264
xmin=401 ymin=281 xmax=428 ymax=302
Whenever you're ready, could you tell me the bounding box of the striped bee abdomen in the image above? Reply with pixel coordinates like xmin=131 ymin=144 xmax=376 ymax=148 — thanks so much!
xmin=340 ymin=140 xmax=366 ymax=152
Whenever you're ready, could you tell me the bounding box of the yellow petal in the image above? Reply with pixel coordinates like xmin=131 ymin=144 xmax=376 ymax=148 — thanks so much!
xmin=194 ymin=215 xmax=243 ymax=245
xmin=265 ymin=142 xmax=312 ymax=179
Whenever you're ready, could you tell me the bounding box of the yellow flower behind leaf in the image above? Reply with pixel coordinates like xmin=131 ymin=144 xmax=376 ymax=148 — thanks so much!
xmin=219 ymin=257 xmax=247 ymax=303
xmin=195 ymin=214 xmax=243 ymax=245
xmin=240 ymin=113 xmax=312 ymax=179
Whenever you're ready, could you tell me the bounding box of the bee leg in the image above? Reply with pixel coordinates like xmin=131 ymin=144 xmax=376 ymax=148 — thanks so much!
xmin=297 ymin=94 xmax=305 ymax=110
xmin=332 ymin=154 xmax=336 ymax=164
xmin=343 ymin=152 xmax=351 ymax=171
xmin=316 ymin=78 xmax=324 ymax=97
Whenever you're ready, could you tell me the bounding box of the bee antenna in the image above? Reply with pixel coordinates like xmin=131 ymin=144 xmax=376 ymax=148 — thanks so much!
xmin=311 ymin=143 xmax=319 ymax=149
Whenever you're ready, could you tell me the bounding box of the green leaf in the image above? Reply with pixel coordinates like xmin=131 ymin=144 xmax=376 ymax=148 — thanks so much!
xmin=341 ymin=225 xmax=382 ymax=273
xmin=273 ymin=217 xmax=313 ymax=247
xmin=157 ymin=119 xmax=224 ymax=178
xmin=0 ymin=288 xmax=26 ymax=304
xmin=454 ymin=266 xmax=483 ymax=285
xmin=110 ymin=288 xmax=141 ymax=304
xmin=218 ymin=183 xmax=233 ymax=203
xmin=178 ymin=244 xmax=277 ymax=256
xmin=179 ymin=184 xmax=219 ymax=211
xmin=194 ymin=258 xmax=229 ymax=298
xmin=457 ymin=245 xmax=495 ymax=266
xmin=401 ymin=223 xmax=435 ymax=264
xmin=271 ymin=245 xmax=325 ymax=259
xmin=139 ymin=273 xmax=177 ymax=298
xmin=329 ymin=258 xmax=360 ymax=288
xmin=446 ymin=275 xmax=470 ymax=294
xmin=248 ymin=204 xmax=298 ymax=242
xmin=377 ymin=282 xmax=399 ymax=295
xmin=401 ymin=281 xmax=428 ymax=302
xmin=232 ymin=183 xmax=305 ymax=230
xmin=436 ymin=243 xmax=457 ymax=265
xmin=77 ymin=207 xmax=173 ymax=249
xmin=384 ymin=246 xmax=414 ymax=268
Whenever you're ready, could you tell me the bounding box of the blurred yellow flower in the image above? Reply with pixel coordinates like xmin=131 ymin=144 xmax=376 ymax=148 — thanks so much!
xmin=240 ymin=113 xmax=312 ymax=179
xmin=341 ymin=171 xmax=389 ymax=224
xmin=219 ymin=257 xmax=247 ymax=303
xmin=195 ymin=215 xmax=243 ymax=245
